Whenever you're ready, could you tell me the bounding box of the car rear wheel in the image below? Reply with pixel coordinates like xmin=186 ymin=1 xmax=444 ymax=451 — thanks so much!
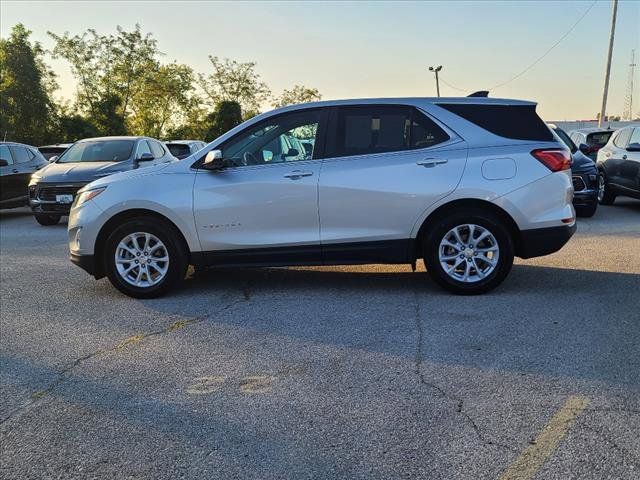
xmin=34 ymin=213 xmax=61 ymax=226
xmin=598 ymin=173 xmax=616 ymax=205
xmin=104 ymin=218 xmax=188 ymax=298
xmin=423 ymin=210 xmax=514 ymax=295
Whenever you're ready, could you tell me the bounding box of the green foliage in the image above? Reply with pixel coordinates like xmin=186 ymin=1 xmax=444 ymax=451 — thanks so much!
xmin=204 ymin=101 xmax=243 ymax=142
xmin=3 ymin=23 xmax=322 ymax=144
xmin=273 ymin=85 xmax=322 ymax=108
xmin=199 ymin=56 xmax=270 ymax=115
xmin=0 ymin=24 xmax=56 ymax=144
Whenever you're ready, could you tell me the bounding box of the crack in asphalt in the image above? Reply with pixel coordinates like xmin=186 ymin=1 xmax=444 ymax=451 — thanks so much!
xmin=0 ymin=292 xmax=247 ymax=426
xmin=578 ymin=423 xmax=640 ymax=469
xmin=412 ymin=288 xmax=517 ymax=453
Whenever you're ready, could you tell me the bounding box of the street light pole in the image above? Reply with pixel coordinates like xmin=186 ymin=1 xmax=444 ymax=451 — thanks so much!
xmin=599 ymin=0 xmax=618 ymax=127
xmin=429 ymin=65 xmax=443 ymax=97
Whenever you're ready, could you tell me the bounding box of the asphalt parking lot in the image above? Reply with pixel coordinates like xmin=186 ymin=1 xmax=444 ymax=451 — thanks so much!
xmin=1 ymin=200 xmax=639 ymax=479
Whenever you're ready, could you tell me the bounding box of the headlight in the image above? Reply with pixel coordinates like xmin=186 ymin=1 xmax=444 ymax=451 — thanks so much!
xmin=73 ymin=187 xmax=106 ymax=208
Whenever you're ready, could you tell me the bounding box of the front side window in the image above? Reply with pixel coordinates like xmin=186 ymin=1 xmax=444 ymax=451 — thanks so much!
xmin=221 ymin=110 xmax=322 ymax=166
xmin=136 ymin=140 xmax=152 ymax=158
xmin=150 ymin=140 xmax=165 ymax=158
xmin=330 ymin=105 xmax=449 ymax=158
xmin=9 ymin=146 xmax=30 ymax=164
xmin=0 ymin=145 xmax=13 ymax=165
xmin=58 ymin=140 xmax=135 ymax=163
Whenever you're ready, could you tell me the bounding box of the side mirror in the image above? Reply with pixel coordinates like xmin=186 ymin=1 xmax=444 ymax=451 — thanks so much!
xmin=202 ymin=149 xmax=226 ymax=170
xmin=626 ymin=143 xmax=640 ymax=152
xmin=0 ymin=159 xmax=8 ymax=167
xmin=578 ymin=143 xmax=590 ymax=154
xmin=49 ymin=155 xmax=59 ymax=163
xmin=134 ymin=152 xmax=154 ymax=169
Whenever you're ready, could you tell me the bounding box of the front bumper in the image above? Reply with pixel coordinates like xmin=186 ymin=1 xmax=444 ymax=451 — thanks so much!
xmin=519 ymin=223 xmax=577 ymax=259
xmin=29 ymin=182 xmax=87 ymax=215
xmin=571 ymin=172 xmax=599 ymax=208
xmin=70 ymin=253 xmax=98 ymax=276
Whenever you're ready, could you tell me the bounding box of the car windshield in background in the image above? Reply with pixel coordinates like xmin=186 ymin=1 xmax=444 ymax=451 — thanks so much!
xmin=167 ymin=144 xmax=191 ymax=158
xmin=587 ymin=131 xmax=613 ymax=146
xmin=57 ymin=140 xmax=135 ymax=163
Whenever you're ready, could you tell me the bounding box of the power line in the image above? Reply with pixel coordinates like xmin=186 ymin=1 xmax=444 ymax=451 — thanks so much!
xmin=436 ymin=0 xmax=598 ymax=95
xmin=491 ymin=0 xmax=598 ymax=91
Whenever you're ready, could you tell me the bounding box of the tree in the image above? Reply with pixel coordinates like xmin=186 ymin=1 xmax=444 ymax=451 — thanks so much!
xmin=273 ymin=85 xmax=322 ymax=108
xmin=129 ymin=63 xmax=195 ymax=138
xmin=198 ymin=56 xmax=270 ymax=116
xmin=204 ymin=101 xmax=243 ymax=142
xmin=0 ymin=24 xmax=57 ymax=144
xmin=49 ymin=25 xmax=160 ymax=126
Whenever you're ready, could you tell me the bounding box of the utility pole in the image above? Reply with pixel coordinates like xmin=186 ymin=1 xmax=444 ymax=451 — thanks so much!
xmin=599 ymin=0 xmax=618 ymax=127
xmin=623 ymin=49 xmax=636 ymax=120
xmin=429 ymin=65 xmax=442 ymax=97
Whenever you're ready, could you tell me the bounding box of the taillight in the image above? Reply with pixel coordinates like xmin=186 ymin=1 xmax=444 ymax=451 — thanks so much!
xmin=531 ymin=148 xmax=572 ymax=172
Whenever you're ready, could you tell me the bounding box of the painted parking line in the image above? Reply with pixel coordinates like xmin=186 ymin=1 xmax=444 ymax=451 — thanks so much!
xmin=499 ymin=395 xmax=589 ymax=480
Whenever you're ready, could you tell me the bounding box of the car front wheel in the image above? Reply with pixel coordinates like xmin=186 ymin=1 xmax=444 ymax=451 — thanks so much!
xmin=598 ymin=173 xmax=616 ymax=205
xmin=423 ymin=210 xmax=514 ymax=295
xmin=104 ymin=218 xmax=188 ymax=298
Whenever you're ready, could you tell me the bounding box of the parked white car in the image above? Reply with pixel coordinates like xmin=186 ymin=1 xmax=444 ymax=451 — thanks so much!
xmin=68 ymin=98 xmax=575 ymax=298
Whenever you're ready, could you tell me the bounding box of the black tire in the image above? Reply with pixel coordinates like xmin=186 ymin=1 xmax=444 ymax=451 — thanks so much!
xmin=34 ymin=213 xmax=61 ymax=226
xmin=423 ymin=209 xmax=514 ymax=295
xmin=598 ymin=172 xmax=616 ymax=205
xmin=575 ymin=202 xmax=598 ymax=218
xmin=104 ymin=217 xmax=188 ymax=298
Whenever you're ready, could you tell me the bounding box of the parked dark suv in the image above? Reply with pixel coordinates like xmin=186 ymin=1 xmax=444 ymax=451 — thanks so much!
xmin=0 ymin=142 xmax=48 ymax=209
xmin=596 ymin=125 xmax=640 ymax=204
xmin=29 ymin=136 xmax=175 ymax=225
xmin=549 ymin=125 xmax=599 ymax=217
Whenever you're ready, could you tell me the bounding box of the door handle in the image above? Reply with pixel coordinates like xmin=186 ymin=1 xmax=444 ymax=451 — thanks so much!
xmin=416 ymin=159 xmax=448 ymax=168
xmin=622 ymin=155 xmax=627 ymax=160
xmin=284 ymin=170 xmax=313 ymax=179
xmin=12 ymin=169 xmax=19 ymax=173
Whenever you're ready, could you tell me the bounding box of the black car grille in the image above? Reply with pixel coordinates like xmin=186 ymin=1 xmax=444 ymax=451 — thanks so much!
xmin=34 ymin=184 xmax=84 ymax=201
xmin=572 ymin=176 xmax=586 ymax=192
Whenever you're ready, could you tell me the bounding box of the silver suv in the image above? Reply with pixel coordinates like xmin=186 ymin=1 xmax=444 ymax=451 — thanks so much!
xmin=68 ymin=98 xmax=576 ymax=298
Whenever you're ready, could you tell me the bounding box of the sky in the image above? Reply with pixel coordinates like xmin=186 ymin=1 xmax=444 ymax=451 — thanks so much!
xmin=2 ymin=0 xmax=639 ymax=121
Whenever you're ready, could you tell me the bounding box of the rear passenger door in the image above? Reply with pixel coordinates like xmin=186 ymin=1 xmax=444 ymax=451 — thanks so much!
xmin=621 ymin=127 xmax=640 ymax=191
xmin=8 ymin=145 xmax=38 ymax=200
xmin=0 ymin=145 xmax=17 ymax=201
xmin=318 ymin=105 xmax=467 ymax=259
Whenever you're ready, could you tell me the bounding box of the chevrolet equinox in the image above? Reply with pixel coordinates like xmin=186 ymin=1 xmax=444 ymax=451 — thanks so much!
xmin=68 ymin=98 xmax=576 ymax=298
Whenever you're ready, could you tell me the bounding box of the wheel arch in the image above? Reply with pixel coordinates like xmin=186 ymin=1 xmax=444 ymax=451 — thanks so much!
xmin=413 ymin=198 xmax=523 ymax=260
xmin=93 ymin=209 xmax=191 ymax=279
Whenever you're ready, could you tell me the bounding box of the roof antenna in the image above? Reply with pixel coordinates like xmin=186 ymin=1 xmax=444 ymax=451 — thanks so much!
xmin=467 ymin=91 xmax=489 ymax=98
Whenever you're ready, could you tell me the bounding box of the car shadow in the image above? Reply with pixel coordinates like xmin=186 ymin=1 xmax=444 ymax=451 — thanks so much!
xmin=141 ymin=263 xmax=640 ymax=387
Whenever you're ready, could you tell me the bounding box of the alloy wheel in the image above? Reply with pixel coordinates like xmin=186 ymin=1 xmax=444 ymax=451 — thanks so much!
xmin=438 ymin=224 xmax=499 ymax=283
xmin=115 ymin=232 xmax=170 ymax=287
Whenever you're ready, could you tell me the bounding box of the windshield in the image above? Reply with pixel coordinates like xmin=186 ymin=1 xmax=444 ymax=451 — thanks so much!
xmin=167 ymin=144 xmax=191 ymax=158
xmin=57 ymin=140 xmax=135 ymax=163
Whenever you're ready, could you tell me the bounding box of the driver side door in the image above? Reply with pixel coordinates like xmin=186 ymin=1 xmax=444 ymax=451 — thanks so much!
xmin=193 ymin=108 xmax=328 ymax=264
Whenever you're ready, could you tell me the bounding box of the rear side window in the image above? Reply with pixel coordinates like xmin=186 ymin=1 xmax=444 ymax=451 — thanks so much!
xmin=586 ymin=131 xmax=613 ymax=147
xmin=330 ymin=105 xmax=449 ymax=157
xmin=0 ymin=145 xmax=14 ymax=165
xmin=167 ymin=143 xmax=191 ymax=157
xmin=439 ymin=104 xmax=553 ymax=141
xmin=630 ymin=128 xmax=640 ymax=145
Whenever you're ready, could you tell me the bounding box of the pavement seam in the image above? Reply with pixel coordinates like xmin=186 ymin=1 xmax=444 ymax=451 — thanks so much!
xmin=578 ymin=423 xmax=640 ymax=468
xmin=412 ymin=288 xmax=517 ymax=453
xmin=0 ymin=292 xmax=247 ymax=426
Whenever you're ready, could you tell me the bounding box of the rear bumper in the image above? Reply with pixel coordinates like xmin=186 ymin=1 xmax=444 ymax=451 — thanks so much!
xmin=70 ymin=253 xmax=100 ymax=277
xmin=518 ymin=223 xmax=576 ymax=259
